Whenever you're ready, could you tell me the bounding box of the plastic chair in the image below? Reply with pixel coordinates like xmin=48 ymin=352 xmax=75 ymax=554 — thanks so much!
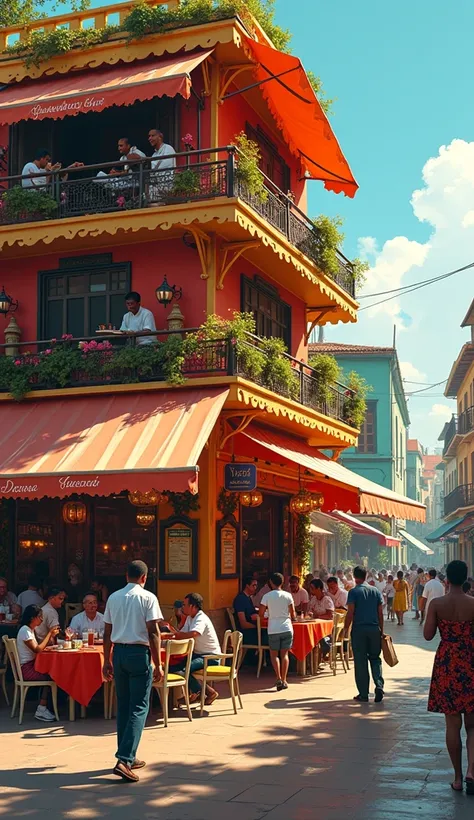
xmin=2 ymin=636 xmax=59 ymax=724
xmin=329 ymin=612 xmax=348 ymax=676
xmin=227 ymin=607 xmax=268 ymax=678
xmin=152 ymin=638 xmax=195 ymax=727
xmin=192 ymin=629 xmax=243 ymax=716
xmin=65 ymin=603 xmax=83 ymax=625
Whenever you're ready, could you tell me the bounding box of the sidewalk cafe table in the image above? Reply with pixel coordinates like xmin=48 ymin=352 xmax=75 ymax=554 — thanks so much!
xmin=35 ymin=645 xmax=106 ymax=720
xmin=291 ymin=619 xmax=334 ymax=676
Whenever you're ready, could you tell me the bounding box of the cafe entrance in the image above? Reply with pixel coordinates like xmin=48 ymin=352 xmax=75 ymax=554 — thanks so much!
xmin=240 ymin=493 xmax=291 ymax=585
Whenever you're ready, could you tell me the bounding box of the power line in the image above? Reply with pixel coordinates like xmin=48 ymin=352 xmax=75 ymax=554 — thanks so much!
xmin=358 ymin=261 xmax=474 ymax=311
xmin=405 ymin=380 xmax=447 ymax=395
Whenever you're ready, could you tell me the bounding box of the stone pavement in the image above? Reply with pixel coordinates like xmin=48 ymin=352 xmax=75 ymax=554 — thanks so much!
xmin=0 ymin=618 xmax=472 ymax=819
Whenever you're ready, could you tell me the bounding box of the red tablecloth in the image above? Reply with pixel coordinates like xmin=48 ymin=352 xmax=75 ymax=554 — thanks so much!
xmin=290 ymin=619 xmax=333 ymax=661
xmin=35 ymin=646 xmax=105 ymax=707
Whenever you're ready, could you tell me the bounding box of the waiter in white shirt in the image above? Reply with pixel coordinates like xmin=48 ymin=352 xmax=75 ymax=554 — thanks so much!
xmin=103 ymin=560 xmax=163 ymax=783
xmin=69 ymin=593 xmax=105 ymax=635
xmin=120 ymin=291 xmax=157 ymax=345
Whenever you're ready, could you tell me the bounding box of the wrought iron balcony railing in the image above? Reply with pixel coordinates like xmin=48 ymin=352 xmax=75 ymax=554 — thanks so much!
xmin=444 ymin=483 xmax=474 ymax=516
xmin=0 ymin=330 xmax=357 ymax=427
xmin=459 ymin=406 xmax=474 ymax=436
xmin=442 ymin=414 xmax=458 ymax=456
xmin=0 ymin=147 xmax=356 ymax=299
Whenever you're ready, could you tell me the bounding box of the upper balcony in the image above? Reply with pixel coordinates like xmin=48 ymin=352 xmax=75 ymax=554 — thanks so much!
xmin=443 ymin=414 xmax=461 ymax=457
xmin=444 ymin=483 xmax=474 ymax=517
xmin=0 ymin=147 xmax=356 ymax=303
xmin=0 ymin=328 xmax=360 ymax=448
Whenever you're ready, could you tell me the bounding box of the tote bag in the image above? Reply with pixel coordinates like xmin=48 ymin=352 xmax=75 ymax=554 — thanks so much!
xmin=382 ymin=633 xmax=399 ymax=667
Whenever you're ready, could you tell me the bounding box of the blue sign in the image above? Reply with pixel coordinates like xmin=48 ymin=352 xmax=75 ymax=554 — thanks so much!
xmin=224 ymin=463 xmax=257 ymax=492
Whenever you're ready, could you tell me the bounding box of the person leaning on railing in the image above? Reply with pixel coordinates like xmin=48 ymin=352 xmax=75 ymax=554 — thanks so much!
xmin=22 ymin=150 xmax=83 ymax=189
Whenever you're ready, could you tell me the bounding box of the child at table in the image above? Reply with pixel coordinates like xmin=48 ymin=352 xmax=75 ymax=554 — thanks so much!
xmin=16 ymin=604 xmax=60 ymax=722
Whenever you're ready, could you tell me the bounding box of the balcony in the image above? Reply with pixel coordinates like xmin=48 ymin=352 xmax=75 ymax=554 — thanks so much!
xmin=0 ymin=330 xmax=357 ymax=429
xmin=443 ymin=414 xmax=459 ymax=456
xmin=459 ymin=406 xmax=474 ymax=436
xmin=0 ymin=147 xmax=356 ymax=299
xmin=444 ymin=483 xmax=474 ymax=516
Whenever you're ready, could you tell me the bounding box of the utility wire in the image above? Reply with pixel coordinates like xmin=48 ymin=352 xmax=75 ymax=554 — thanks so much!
xmin=358 ymin=261 xmax=474 ymax=311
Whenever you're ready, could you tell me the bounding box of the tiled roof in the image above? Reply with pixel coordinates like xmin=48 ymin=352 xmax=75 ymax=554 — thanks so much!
xmin=309 ymin=343 xmax=395 ymax=355
xmin=407 ymin=439 xmax=422 ymax=452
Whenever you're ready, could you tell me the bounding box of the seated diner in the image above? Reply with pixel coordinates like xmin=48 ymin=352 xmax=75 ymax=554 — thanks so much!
xmin=168 ymin=593 xmax=221 ymax=705
xmin=69 ymin=593 xmax=105 ymax=635
xmin=16 ymin=604 xmax=60 ymax=722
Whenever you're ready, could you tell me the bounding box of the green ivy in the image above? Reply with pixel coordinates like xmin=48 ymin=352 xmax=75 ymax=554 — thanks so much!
xmin=260 ymin=337 xmax=299 ymax=400
xmin=217 ymin=487 xmax=239 ymax=517
xmin=342 ymin=371 xmax=372 ymax=430
xmin=232 ymin=131 xmax=268 ymax=203
xmin=308 ymin=353 xmax=341 ymax=408
xmin=294 ymin=513 xmax=312 ymax=573
xmin=5 ymin=24 xmax=120 ymax=68
xmin=334 ymin=521 xmax=352 ymax=554
xmin=166 ymin=491 xmax=200 ymax=516
xmin=308 ymin=214 xmax=369 ymax=291
xmin=1 ymin=186 xmax=58 ymax=219
xmin=171 ymin=168 xmax=201 ymax=198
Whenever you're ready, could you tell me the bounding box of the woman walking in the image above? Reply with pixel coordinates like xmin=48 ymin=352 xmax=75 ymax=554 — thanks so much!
xmin=393 ymin=570 xmax=409 ymax=625
xmin=424 ymin=560 xmax=474 ymax=794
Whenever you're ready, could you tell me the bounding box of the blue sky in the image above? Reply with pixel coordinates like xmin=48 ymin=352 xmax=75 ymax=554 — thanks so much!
xmin=42 ymin=0 xmax=473 ymax=449
xmin=275 ymin=0 xmax=474 ymax=450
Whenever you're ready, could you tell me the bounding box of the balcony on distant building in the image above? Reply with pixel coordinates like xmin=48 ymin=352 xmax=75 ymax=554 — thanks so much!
xmin=444 ymin=483 xmax=474 ymax=516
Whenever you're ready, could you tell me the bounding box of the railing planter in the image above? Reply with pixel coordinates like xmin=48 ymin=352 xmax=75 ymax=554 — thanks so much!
xmin=0 ymin=147 xmax=355 ymax=299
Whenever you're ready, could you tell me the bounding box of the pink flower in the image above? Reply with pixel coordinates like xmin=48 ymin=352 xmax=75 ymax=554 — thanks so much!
xmin=14 ymin=359 xmax=21 ymax=366
xmin=78 ymin=341 xmax=86 ymax=350
xmin=116 ymin=196 xmax=126 ymax=208
xmin=44 ymin=349 xmax=52 ymax=355
xmin=51 ymin=338 xmax=57 ymax=344
xmin=60 ymin=192 xmax=67 ymax=203
xmin=182 ymin=133 xmax=194 ymax=145
xmin=61 ymin=333 xmax=73 ymax=341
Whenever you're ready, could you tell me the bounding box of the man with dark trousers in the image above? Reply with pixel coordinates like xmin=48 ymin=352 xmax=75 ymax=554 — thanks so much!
xmin=344 ymin=565 xmax=385 ymax=703
xmin=103 ymin=560 xmax=163 ymax=782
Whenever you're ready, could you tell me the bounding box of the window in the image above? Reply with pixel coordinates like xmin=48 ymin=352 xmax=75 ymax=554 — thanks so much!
xmin=246 ymin=124 xmax=290 ymax=192
xmin=357 ymin=400 xmax=377 ymax=454
xmin=39 ymin=255 xmax=130 ymax=339
xmin=241 ymin=275 xmax=291 ymax=348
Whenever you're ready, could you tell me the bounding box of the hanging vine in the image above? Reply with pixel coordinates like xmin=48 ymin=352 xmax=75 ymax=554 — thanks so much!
xmin=294 ymin=513 xmax=312 ymax=573
xmin=165 ymin=491 xmax=200 ymax=517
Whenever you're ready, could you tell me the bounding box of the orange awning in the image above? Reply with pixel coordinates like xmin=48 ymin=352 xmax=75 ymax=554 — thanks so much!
xmin=0 ymin=388 xmax=228 ymax=499
xmin=327 ymin=510 xmax=401 ymax=548
xmin=243 ymin=38 xmax=358 ymax=198
xmin=0 ymin=50 xmax=213 ymax=125
xmin=236 ymin=425 xmax=425 ymax=523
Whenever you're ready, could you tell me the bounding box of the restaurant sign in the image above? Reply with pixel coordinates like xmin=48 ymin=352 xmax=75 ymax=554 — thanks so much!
xmin=0 ymin=470 xmax=198 ymax=499
xmin=224 ymin=463 xmax=257 ymax=492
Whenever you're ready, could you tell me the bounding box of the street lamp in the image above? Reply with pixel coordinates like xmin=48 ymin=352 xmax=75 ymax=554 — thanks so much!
xmin=155 ymin=274 xmax=182 ymax=308
xmin=0 ymin=286 xmax=18 ymax=317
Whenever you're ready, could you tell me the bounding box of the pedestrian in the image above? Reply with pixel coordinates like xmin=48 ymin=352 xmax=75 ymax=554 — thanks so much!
xmin=384 ymin=575 xmax=395 ymax=622
xmin=424 ymin=560 xmax=474 ymax=794
xmin=419 ymin=569 xmax=445 ymax=623
xmin=258 ymin=572 xmax=296 ymax=691
xmin=344 ymin=565 xmax=384 ymax=703
xmin=103 ymin=560 xmax=163 ymax=782
xmin=393 ymin=570 xmax=409 ymax=625
xmin=412 ymin=567 xmax=425 ymax=620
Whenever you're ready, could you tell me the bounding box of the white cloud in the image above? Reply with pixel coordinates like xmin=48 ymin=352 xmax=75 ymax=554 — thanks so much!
xmin=429 ymin=404 xmax=453 ymax=418
xmin=358 ymin=236 xmax=378 ymax=259
xmin=399 ymin=361 xmax=426 ymax=382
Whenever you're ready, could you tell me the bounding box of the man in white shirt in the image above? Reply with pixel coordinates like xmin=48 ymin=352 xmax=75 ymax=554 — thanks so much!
xmin=17 ymin=575 xmax=45 ymax=612
xmin=0 ymin=577 xmax=21 ymax=617
xmin=103 ymin=560 xmax=163 ymax=782
xmin=171 ymin=592 xmax=221 ymax=705
xmin=289 ymin=575 xmax=309 ymax=614
xmin=420 ymin=569 xmax=445 ymax=621
xmin=120 ymin=291 xmax=157 ymax=345
xmin=35 ymin=587 xmax=67 ymax=641
xmin=259 ymin=572 xmax=296 ymax=691
xmin=21 ymin=150 xmax=54 ymax=188
xmin=70 ymin=593 xmax=105 ymax=635
xmin=148 ymin=129 xmax=176 ymax=200
xmin=96 ymin=137 xmax=146 ymax=188
xmin=327 ymin=577 xmax=348 ymax=609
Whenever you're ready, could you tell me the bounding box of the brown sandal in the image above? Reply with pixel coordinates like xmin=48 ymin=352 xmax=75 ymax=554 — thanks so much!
xmin=113 ymin=761 xmax=139 ymax=782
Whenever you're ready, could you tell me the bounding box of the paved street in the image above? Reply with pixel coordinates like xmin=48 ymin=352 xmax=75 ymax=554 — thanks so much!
xmin=0 ymin=619 xmax=472 ymax=819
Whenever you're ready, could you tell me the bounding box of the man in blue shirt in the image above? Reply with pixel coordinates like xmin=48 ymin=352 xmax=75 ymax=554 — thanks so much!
xmin=233 ymin=576 xmax=258 ymax=639
xmin=344 ymin=565 xmax=384 ymax=703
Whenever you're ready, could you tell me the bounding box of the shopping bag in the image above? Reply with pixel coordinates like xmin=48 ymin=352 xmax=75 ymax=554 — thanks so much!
xmin=382 ymin=633 xmax=399 ymax=667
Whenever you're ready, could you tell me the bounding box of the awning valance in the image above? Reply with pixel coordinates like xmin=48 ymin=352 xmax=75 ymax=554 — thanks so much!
xmin=0 ymin=50 xmax=213 ymax=125
xmin=398 ymin=529 xmax=434 ymax=555
xmin=328 ymin=510 xmax=401 ymax=548
xmin=243 ymin=38 xmax=358 ymax=198
xmin=426 ymin=517 xmax=465 ymax=543
xmin=236 ymin=425 xmax=426 ymax=523
xmin=0 ymin=388 xmax=228 ymax=499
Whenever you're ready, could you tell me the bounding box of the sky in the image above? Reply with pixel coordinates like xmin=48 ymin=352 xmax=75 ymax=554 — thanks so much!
xmin=275 ymin=0 xmax=474 ymax=451
xmin=39 ymin=0 xmax=473 ymax=450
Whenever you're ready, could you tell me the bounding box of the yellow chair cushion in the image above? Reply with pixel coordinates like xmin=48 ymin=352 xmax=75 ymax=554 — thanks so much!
xmin=154 ymin=673 xmax=186 ymax=684
xmin=193 ymin=665 xmax=231 ymax=677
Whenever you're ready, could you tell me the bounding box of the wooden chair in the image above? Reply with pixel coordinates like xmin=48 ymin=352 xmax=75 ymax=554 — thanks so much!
xmin=65 ymin=603 xmax=83 ymax=625
xmin=2 ymin=636 xmax=59 ymax=724
xmin=343 ymin=620 xmax=353 ymax=669
xmin=193 ymin=629 xmax=243 ymax=716
xmin=152 ymin=638 xmax=195 ymax=728
xmin=227 ymin=607 xmax=268 ymax=678
xmin=329 ymin=612 xmax=348 ymax=676
xmin=0 ymin=665 xmax=9 ymax=705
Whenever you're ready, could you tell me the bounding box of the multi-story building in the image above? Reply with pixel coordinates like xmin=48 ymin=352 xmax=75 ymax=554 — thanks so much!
xmin=0 ymin=1 xmax=424 ymax=626
xmin=430 ymin=299 xmax=474 ymax=570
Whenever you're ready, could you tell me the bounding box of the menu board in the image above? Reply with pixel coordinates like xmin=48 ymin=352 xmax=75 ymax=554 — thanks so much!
xmin=159 ymin=516 xmax=198 ymax=581
xmin=216 ymin=517 xmax=240 ymax=579
xmin=166 ymin=526 xmax=192 ymax=575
